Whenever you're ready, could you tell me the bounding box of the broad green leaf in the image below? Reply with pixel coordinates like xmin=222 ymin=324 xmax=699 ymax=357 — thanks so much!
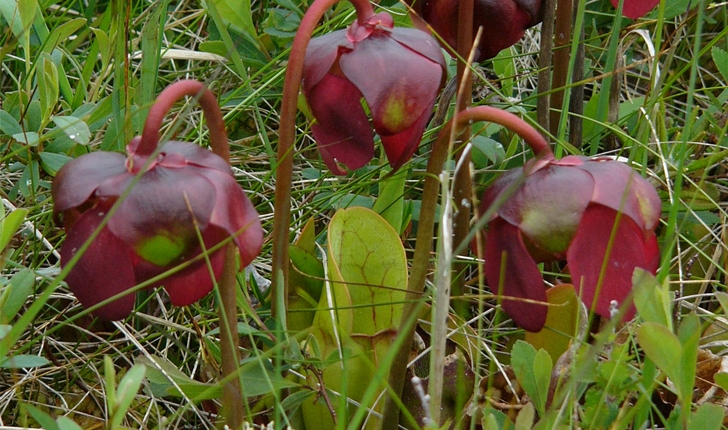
xmin=472 ymin=135 xmax=506 ymax=167
xmin=12 ymin=131 xmax=40 ymax=146
xmin=0 ymin=207 xmax=28 ymax=252
xmin=39 ymin=152 xmax=73 ymax=176
xmin=110 ymin=364 xmax=146 ymax=429
xmin=202 ymin=0 xmax=259 ymax=46
xmin=713 ymin=372 xmax=728 ymax=391
xmin=52 ymin=116 xmax=91 ymax=145
xmin=0 ymin=354 xmax=49 ymax=368
xmin=633 ymin=268 xmax=673 ymax=330
xmin=524 ymin=284 xmax=580 ymax=362
xmin=0 ymin=110 xmax=22 ymax=136
xmin=44 ymin=17 xmax=86 ymax=54
xmin=24 ymin=404 xmax=59 ymax=430
xmin=38 ymin=54 xmax=59 ymax=124
xmin=511 ymin=340 xmax=552 ymax=415
xmin=372 ymin=168 xmax=406 ymax=234
xmin=677 ymin=314 xmax=700 ymax=404
xmin=91 ymin=28 xmax=112 ymax=71
xmin=0 ymin=268 xmax=34 ymax=323
xmin=56 ymin=417 xmax=83 ymax=430
xmin=514 ymin=402 xmax=535 ymax=430
xmin=688 ymin=403 xmax=724 ymax=430
xmin=636 ymin=322 xmax=681 ymax=388
xmin=712 ymin=47 xmax=728 ymax=84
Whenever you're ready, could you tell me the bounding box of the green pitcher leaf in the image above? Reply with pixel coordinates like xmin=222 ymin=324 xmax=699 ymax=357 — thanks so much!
xmin=524 ymin=284 xmax=581 ymax=363
xmin=327 ymin=206 xmax=407 ymax=337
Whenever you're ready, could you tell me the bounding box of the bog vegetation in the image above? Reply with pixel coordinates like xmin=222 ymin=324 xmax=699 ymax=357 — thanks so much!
xmin=1 ymin=0 xmax=727 ymax=429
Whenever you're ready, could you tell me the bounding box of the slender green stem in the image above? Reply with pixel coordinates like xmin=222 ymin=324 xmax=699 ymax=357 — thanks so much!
xmin=269 ymin=0 xmax=374 ymax=320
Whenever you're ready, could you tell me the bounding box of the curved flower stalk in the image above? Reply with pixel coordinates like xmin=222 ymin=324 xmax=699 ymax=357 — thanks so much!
xmin=407 ymin=0 xmax=544 ymax=62
xmin=52 ymin=80 xmax=264 ymax=321
xmin=477 ymin=140 xmax=661 ymax=333
xmin=302 ymin=12 xmax=446 ymax=174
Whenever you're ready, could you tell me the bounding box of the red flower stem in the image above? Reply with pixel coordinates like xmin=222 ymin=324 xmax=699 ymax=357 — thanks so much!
xmin=382 ymin=105 xmax=551 ymax=429
xmin=139 ymin=80 xmax=241 ymax=428
xmin=270 ymin=0 xmax=375 ymax=320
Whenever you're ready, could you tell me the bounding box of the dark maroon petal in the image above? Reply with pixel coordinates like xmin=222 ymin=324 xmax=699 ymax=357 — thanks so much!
xmin=61 ymin=208 xmax=137 ymax=321
xmin=161 ymin=141 xmax=232 ymax=173
xmin=194 ymin=167 xmax=264 ymax=267
xmin=514 ymin=0 xmax=545 ymax=26
xmin=307 ymin=74 xmax=375 ymax=173
xmin=379 ymin=108 xmax=431 ymax=171
xmin=340 ymin=34 xmax=442 ymax=136
xmin=485 ymin=218 xmax=547 ymax=332
xmin=566 ymin=204 xmax=657 ymax=321
xmin=388 ymin=27 xmax=447 ymax=71
xmin=498 ymin=163 xmax=594 ymax=255
xmin=101 ymin=166 xmax=216 ymax=254
xmin=303 ymin=30 xmax=347 ymax=93
xmin=52 ymin=151 xmax=128 ymax=212
xmin=480 ymin=168 xmax=525 ymax=220
xmin=612 ymin=0 xmax=659 ymax=19
xmin=576 ymin=159 xmax=661 ymax=233
xmin=474 ymin=0 xmax=532 ymax=60
xmin=164 ymin=248 xmax=225 ymax=306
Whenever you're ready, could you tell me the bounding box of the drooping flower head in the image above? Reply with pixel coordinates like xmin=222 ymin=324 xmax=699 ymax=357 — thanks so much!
xmin=408 ymin=0 xmax=544 ymax=62
xmin=52 ymin=80 xmax=264 ymax=321
xmin=479 ymin=154 xmax=661 ymax=332
xmin=302 ymin=12 xmax=446 ymax=174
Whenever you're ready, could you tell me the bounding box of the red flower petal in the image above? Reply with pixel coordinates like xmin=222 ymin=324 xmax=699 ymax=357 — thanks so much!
xmin=52 ymin=151 xmax=128 ymax=213
xmin=340 ymin=33 xmax=442 ymax=137
xmin=611 ymin=0 xmax=659 ymax=19
xmin=162 ymin=227 xmax=228 ymax=306
xmin=303 ymin=30 xmax=347 ymax=93
xmin=576 ymin=158 xmax=661 ymax=233
xmin=307 ymin=73 xmax=375 ymax=173
xmin=388 ymin=27 xmax=447 ymax=74
xmin=161 ymin=141 xmax=232 ymax=173
xmin=498 ymin=163 xmax=594 ymax=255
xmin=379 ymin=108 xmax=432 ymax=170
xmin=566 ymin=204 xmax=658 ymax=320
xmin=61 ymin=207 xmax=137 ymax=321
xmin=485 ymin=218 xmax=548 ymax=331
xmin=195 ymin=167 xmax=264 ymax=267
xmin=99 ymin=166 xmax=216 ymax=254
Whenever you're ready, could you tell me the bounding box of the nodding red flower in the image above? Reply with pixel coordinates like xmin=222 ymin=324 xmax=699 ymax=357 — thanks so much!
xmin=478 ymin=155 xmax=661 ymax=332
xmin=52 ymin=80 xmax=263 ymax=321
xmin=302 ymin=11 xmax=446 ymax=175
xmin=610 ymin=0 xmax=660 ymax=19
xmin=408 ymin=0 xmax=544 ymax=62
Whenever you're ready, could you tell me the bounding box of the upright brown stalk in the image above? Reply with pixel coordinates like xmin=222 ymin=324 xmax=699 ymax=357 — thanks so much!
xmin=549 ymin=0 xmax=573 ymax=137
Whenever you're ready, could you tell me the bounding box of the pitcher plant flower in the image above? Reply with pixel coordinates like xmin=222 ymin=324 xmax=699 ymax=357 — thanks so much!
xmin=52 ymin=80 xmax=264 ymax=321
xmin=478 ymin=154 xmax=661 ymax=331
xmin=302 ymin=11 xmax=446 ymax=174
xmin=407 ymin=0 xmax=544 ymax=62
